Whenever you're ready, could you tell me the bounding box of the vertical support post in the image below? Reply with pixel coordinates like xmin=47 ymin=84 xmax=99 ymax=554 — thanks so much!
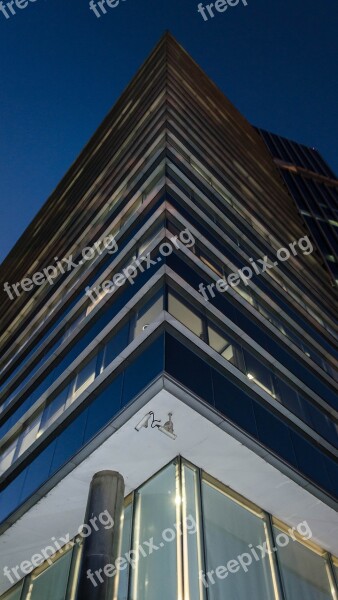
xmin=76 ymin=470 xmax=125 ymax=600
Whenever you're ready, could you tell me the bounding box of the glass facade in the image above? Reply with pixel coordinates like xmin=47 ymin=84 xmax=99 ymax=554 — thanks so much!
xmin=0 ymin=333 xmax=165 ymax=523
xmin=0 ymin=288 xmax=164 ymax=478
xmin=0 ymin=35 xmax=337 ymax=600
xmin=2 ymin=459 xmax=337 ymax=600
xmin=274 ymin=525 xmax=334 ymax=600
xmin=1 ymin=315 xmax=337 ymax=524
xmin=258 ymin=129 xmax=338 ymax=286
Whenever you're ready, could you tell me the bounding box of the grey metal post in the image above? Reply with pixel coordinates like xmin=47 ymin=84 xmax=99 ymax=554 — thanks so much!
xmin=76 ymin=470 xmax=125 ymax=600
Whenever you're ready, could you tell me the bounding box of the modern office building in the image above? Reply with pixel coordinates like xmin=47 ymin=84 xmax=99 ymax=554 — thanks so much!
xmin=258 ymin=128 xmax=338 ymax=286
xmin=0 ymin=32 xmax=337 ymax=600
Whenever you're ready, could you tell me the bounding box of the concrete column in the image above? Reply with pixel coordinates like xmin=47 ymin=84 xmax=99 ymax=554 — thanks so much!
xmin=76 ymin=470 xmax=125 ymax=600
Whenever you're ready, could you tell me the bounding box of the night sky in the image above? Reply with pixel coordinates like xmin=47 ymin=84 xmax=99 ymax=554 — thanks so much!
xmin=0 ymin=0 xmax=337 ymax=261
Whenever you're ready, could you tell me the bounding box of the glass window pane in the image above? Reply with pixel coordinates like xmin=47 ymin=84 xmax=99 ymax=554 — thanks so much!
xmin=28 ymin=549 xmax=73 ymax=600
xmin=237 ymin=285 xmax=254 ymax=305
xmin=275 ymin=378 xmax=309 ymax=423
xmin=202 ymin=479 xmax=275 ymax=599
xmin=83 ymin=374 xmax=123 ymax=443
xmin=129 ymin=462 xmax=179 ymax=600
xmin=200 ymin=253 xmax=223 ymax=277
xmin=0 ymin=439 xmax=17 ymax=476
xmin=182 ymin=464 xmax=206 ymax=600
xmin=50 ymin=410 xmax=88 ymax=474
xmin=38 ymin=385 xmax=70 ymax=437
xmin=207 ymin=324 xmax=241 ymax=369
xmin=70 ymin=354 xmax=98 ymax=403
xmin=1 ymin=581 xmax=23 ymax=600
xmin=113 ymin=502 xmax=133 ymax=600
xmin=274 ymin=526 xmax=333 ymax=600
xmin=168 ymin=292 xmax=203 ymax=339
xmin=332 ymin=557 xmax=338 ymax=589
xmin=243 ymin=350 xmax=275 ymax=396
xmin=20 ymin=441 xmax=56 ymax=502
xmin=165 ymin=334 xmax=213 ymax=405
xmin=122 ymin=334 xmax=164 ymax=407
xmin=16 ymin=412 xmax=42 ymax=458
xmin=103 ymin=323 xmax=130 ymax=371
xmin=134 ymin=290 xmax=163 ymax=338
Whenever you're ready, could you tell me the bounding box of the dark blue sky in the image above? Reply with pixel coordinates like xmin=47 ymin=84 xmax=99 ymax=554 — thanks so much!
xmin=0 ymin=0 xmax=337 ymax=261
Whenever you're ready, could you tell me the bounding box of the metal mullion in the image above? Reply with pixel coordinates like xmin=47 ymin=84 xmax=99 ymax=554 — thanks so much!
xmin=326 ymin=554 xmax=338 ymax=600
xmin=125 ymin=491 xmax=136 ymax=600
xmin=65 ymin=542 xmax=82 ymax=600
xmin=197 ymin=468 xmax=210 ymax=600
xmin=264 ymin=513 xmax=286 ymax=600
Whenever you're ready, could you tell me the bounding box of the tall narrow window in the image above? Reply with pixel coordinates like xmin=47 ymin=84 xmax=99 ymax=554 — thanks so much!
xmin=113 ymin=501 xmax=133 ymax=600
xmin=181 ymin=463 xmax=206 ymax=600
xmin=273 ymin=526 xmax=333 ymax=600
xmin=129 ymin=462 xmax=180 ymax=600
xmin=201 ymin=478 xmax=276 ymax=599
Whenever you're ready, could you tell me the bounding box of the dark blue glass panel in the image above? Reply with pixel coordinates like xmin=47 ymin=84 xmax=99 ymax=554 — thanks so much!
xmin=303 ymin=401 xmax=338 ymax=448
xmin=253 ymin=403 xmax=297 ymax=466
xmin=50 ymin=411 xmax=88 ymax=475
xmin=83 ymin=374 xmax=123 ymax=442
xmin=291 ymin=432 xmax=333 ymax=494
xmin=20 ymin=442 xmax=56 ymax=503
xmin=39 ymin=384 xmax=70 ymax=434
xmin=0 ymin=469 xmax=27 ymax=522
xmin=122 ymin=335 xmax=164 ymax=406
xmin=212 ymin=369 xmax=258 ymax=437
xmin=275 ymin=378 xmax=310 ymax=424
xmin=103 ymin=323 xmax=130 ymax=369
xmin=165 ymin=334 xmax=213 ymax=405
xmin=323 ymin=455 xmax=338 ymax=497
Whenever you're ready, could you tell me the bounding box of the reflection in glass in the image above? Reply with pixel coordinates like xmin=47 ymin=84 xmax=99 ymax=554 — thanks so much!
xmin=274 ymin=526 xmax=333 ymax=600
xmin=114 ymin=502 xmax=133 ymax=600
xmin=38 ymin=385 xmax=70 ymax=437
xmin=332 ymin=557 xmax=338 ymax=590
xmin=181 ymin=463 xmax=206 ymax=600
xmin=133 ymin=290 xmax=163 ymax=338
xmin=207 ymin=324 xmax=240 ymax=368
xmin=27 ymin=549 xmax=73 ymax=600
xmin=69 ymin=354 xmax=98 ymax=404
xmin=1 ymin=582 xmax=23 ymax=600
xmin=0 ymin=439 xmax=17 ymax=476
xmin=16 ymin=412 xmax=42 ymax=459
xmin=202 ymin=479 xmax=276 ymax=600
xmin=243 ymin=350 xmax=275 ymax=397
xmin=168 ymin=292 xmax=203 ymax=339
xmin=129 ymin=462 xmax=179 ymax=600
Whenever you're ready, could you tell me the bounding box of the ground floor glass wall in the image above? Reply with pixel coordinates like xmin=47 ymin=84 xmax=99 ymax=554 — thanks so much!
xmin=2 ymin=458 xmax=337 ymax=600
